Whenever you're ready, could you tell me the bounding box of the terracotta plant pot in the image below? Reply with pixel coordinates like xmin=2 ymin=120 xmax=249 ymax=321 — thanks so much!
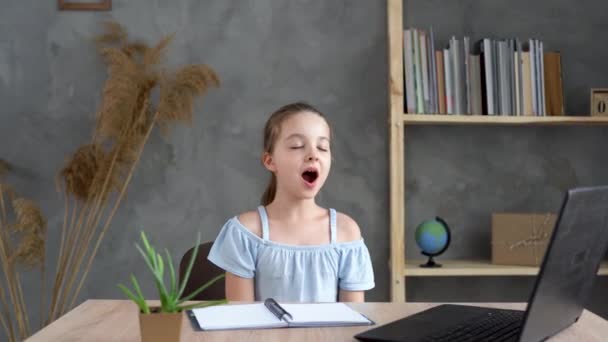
xmin=138 ymin=308 xmax=183 ymax=342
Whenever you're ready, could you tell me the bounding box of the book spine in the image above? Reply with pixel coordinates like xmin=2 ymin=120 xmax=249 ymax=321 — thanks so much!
xmin=404 ymin=29 xmax=416 ymax=113
xmin=539 ymin=40 xmax=546 ymax=116
xmin=517 ymin=39 xmax=524 ymax=115
xmin=464 ymin=36 xmax=471 ymax=115
xmin=436 ymin=50 xmax=446 ymax=114
xmin=452 ymin=37 xmax=464 ymax=114
xmin=420 ymin=30 xmax=430 ymax=113
xmin=530 ymin=39 xmax=537 ymax=115
xmin=414 ymin=29 xmax=424 ymax=114
xmin=444 ymin=48 xmax=453 ymax=114
xmin=482 ymin=38 xmax=495 ymax=115
xmin=429 ymin=27 xmax=438 ymax=114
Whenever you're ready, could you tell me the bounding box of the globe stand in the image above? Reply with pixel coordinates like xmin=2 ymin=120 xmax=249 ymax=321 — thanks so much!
xmin=415 ymin=216 xmax=451 ymax=269
xmin=420 ymin=254 xmax=442 ymax=268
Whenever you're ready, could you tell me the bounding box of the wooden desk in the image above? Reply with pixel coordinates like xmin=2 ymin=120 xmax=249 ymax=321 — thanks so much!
xmin=27 ymin=300 xmax=608 ymax=341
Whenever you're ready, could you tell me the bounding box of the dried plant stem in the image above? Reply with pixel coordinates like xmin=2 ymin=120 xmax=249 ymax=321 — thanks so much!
xmin=56 ymin=202 xmax=100 ymax=316
xmin=0 ymin=293 xmax=15 ymax=342
xmin=1 ymin=260 xmax=28 ymax=340
xmin=54 ymin=94 xmax=138 ymax=317
xmin=68 ymin=111 xmax=159 ymax=310
xmin=49 ymin=202 xmax=93 ymax=322
xmin=0 ymin=284 xmax=14 ymax=341
xmin=0 ymin=214 xmax=27 ymax=339
xmin=62 ymin=101 xmax=149 ymax=314
xmin=0 ymin=247 xmax=15 ymax=342
xmin=54 ymin=200 xmax=95 ymax=317
xmin=0 ymin=185 xmax=7 ymax=225
xmin=48 ymin=201 xmax=88 ymax=323
xmin=0 ymin=297 xmax=13 ymax=342
xmin=58 ymin=207 xmax=106 ymax=316
xmin=0 ymin=189 xmax=23 ymax=339
xmin=54 ymin=193 xmax=69 ymax=288
xmin=62 ymin=181 xmax=119 ymax=313
xmin=63 ymin=201 xmax=91 ymax=275
xmin=40 ymin=259 xmax=46 ymax=330
xmin=0 ymin=188 xmax=30 ymax=338
xmin=2 ymin=262 xmax=26 ymax=339
xmin=0 ymin=187 xmax=15 ymax=342
xmin=15 ymin=273 xmax=30 ymax=338
xmin=48 ymin=204 xmax=75 ymax=323
xmin=57 ymin=125 xmax=130 ymax=317
xmin=46 ymin=194 xmax=69 ymax=324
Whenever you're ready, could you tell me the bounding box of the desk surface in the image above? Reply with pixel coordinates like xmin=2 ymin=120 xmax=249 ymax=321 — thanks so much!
xmin=27 ymin=300 xmax=608 ymax=341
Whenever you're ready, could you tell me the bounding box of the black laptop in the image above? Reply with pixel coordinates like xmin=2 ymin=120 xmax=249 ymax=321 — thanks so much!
xmin=355 ymin=186 xmax=608 ymax=342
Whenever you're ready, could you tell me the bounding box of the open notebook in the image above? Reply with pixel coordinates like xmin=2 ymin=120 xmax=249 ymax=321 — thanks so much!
xmin=187 ymin=298 xmax=374 ymax=331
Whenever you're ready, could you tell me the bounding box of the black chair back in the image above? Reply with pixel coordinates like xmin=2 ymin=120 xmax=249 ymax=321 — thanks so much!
xmin=178 ymin=242 xmax=225 ymax=300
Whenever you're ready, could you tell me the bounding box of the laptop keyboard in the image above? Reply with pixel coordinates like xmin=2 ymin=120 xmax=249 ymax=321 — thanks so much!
xmin=422 ymin=310 xmax=524 ymax=342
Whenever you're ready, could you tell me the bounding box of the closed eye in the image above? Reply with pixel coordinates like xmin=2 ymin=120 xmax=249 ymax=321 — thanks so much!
xmin=290 ymin=146 xmax=304 ymax=150
xmin=317 ymin=147 xmax=329 ymax=152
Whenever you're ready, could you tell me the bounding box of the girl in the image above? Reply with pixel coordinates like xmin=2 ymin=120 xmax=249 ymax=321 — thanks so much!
xmin=208 ymin=102 xmax=374 ymax=303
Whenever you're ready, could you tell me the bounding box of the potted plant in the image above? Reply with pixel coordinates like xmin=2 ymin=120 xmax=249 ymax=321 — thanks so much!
xmin=118 ymin=231 xmax=225 ymax=342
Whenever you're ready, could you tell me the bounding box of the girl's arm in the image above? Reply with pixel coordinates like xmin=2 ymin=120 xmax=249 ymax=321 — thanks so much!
xmin=225 ymin=272 xmax=255 ymax=301
xmin=222 ymin=211 xmax=261 ymax=301
xmin=336 ymin=213 xmax=373 ymax=303
xmin=339 ymin=290 xmax=364 ymax=302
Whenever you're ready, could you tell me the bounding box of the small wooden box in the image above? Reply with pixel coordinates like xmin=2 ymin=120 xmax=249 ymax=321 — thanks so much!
xmin=591 ymin=88 xmax=608 ymax=116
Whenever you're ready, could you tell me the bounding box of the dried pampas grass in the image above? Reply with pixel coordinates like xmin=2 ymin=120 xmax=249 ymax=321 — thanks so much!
xmin=10 ymin=198 xmax=46 ymax=268
xmin=59 ymin=144 xmax=107 ymax=201
xmin=143 ymin=33 xmax=173 ymax=67
xmin=157 ymin=64 xmax=220 ymax=133
xmin=95 ymin=48 xmax=143 ymax=142
xmin=12 ymin=233 xmax=45 ymax=268
xmin=0 ymin=169 xmax=47 ymax=341
xmin=11 ymin=199 xmax=46 ymax=235
xmin=44 ymin=20 xmax=220 ymax=327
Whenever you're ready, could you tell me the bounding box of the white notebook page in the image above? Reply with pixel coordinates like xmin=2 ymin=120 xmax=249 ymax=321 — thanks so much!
xmin=281 ymin=303 xmax=370 ymax=324
xmin=191 ymin=303 xmax=286 ymax=330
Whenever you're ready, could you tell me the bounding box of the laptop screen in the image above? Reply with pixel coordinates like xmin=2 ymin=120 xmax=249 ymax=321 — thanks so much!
xmin=519 ymin=187 xmax=608 ymax=341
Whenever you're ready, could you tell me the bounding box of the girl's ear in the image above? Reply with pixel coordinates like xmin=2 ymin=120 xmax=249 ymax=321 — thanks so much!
xmin=262 ymin=152 xmax=276 ymax=172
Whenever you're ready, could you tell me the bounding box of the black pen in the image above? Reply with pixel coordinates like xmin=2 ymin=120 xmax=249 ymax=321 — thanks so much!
xmin=264 ymin=298 xmax=293 ymax=321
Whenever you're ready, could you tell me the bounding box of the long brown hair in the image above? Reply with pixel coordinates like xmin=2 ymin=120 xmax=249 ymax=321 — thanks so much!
xmin=260 ymin=102 xmax=329 ymax=205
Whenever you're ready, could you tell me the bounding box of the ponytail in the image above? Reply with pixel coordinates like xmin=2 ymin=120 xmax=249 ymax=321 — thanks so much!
xmin=261 ymin=173 xmax=277 ymax=205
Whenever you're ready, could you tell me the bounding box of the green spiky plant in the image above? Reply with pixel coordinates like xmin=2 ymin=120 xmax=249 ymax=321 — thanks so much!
xmin=118 ymin=231 xmax=225 ymax=314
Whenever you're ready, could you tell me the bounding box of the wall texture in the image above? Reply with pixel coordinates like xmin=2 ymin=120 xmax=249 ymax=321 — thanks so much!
xmin=0 ymin=0 xmax=606 ymax=337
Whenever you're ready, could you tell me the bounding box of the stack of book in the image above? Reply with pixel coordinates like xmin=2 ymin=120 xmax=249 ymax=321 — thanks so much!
xmin=403 ymin=28 xmax=565 ymax=116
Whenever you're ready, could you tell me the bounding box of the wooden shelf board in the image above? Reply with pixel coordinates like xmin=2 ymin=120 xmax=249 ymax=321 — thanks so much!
xmin=401 ymin=114 xmax=608 ymax=126
xmin=404 ymin=259 xmax=608 ymax=277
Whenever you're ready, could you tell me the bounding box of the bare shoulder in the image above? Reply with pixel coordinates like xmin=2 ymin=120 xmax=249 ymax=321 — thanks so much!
xmin=236 ymin=210 xmax=262 ymax=238
xmin=335 ymin=212 xmax=362 ymax=243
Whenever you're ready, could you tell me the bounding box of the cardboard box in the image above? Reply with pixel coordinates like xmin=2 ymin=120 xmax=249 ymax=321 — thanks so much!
xmin=491 ymin=213 xmax=557 ymax=266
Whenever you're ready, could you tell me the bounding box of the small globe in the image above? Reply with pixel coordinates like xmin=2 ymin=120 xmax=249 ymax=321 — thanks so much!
xmin=414 ymin=217 xmax=451 ymax=267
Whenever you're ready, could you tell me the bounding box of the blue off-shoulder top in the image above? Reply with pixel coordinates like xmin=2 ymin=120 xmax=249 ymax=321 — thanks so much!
xmin=207 ymin=206 xmax=375 ymax=302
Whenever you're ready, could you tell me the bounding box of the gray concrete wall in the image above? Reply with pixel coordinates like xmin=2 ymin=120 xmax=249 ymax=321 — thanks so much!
xmin=0 ymin=0 xmax=606 ymax=337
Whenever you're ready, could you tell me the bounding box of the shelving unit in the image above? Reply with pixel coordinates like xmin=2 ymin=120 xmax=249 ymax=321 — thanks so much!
xmin=386 ymin=0 xmax=608 ymax=302
xmin=405 ymin=260 xmax=608 ymax=277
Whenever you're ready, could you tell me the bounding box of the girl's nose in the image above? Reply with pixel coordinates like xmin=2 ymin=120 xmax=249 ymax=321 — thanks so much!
xmin=307 ymin=150 xmax=319 ymax=161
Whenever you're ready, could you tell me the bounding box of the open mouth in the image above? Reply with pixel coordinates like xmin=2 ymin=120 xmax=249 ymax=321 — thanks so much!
xmin=302 ymin=169 xmax=319 ymax=183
